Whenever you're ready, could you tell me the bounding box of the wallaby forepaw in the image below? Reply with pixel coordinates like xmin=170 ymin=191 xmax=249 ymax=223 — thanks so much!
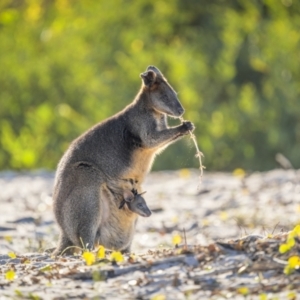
xmin=181 ymin=121 xmax=195 ymax=133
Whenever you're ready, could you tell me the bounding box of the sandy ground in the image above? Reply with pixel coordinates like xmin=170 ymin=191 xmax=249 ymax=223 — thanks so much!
xmin=0 ymin=169 xmax=299 ymax=299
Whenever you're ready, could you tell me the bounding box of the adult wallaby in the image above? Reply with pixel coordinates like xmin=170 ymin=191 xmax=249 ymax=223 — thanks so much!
xmin=53 ymin=66 xmax=194 ymax=255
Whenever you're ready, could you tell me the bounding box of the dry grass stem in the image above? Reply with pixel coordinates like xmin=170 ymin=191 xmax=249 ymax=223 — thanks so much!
xmin=179 ymin=117 xmax=205 ymax=185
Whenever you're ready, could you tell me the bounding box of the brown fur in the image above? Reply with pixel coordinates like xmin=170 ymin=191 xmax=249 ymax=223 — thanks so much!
xmin=52 ymin=66 xmax=194 ymax=255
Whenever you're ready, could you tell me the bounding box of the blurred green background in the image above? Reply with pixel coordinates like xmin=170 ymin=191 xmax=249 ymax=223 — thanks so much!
xmin=0 ymin=0 xmax=299 ymax=171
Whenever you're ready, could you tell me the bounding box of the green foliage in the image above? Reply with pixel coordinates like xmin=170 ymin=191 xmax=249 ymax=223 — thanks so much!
xmin=0 ymin=0 xmax=299 ymax=171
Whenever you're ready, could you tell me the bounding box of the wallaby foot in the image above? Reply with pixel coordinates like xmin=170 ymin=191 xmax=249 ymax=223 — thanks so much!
xmin=76 ymin=226 xmax=98 ymax=252
xmin=121 ymin=246 xmax=131 ymax=254
xmin=53 ymin=229 xmax=97 ymax=256
xmin=52 ymin=234 xmax=75 ymax=256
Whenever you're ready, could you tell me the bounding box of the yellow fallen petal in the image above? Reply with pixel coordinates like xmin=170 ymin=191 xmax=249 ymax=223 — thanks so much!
xmin=287 ymin=291 xmax=297 ymax=300
xmin=151 ymin=295 xmax=166 ymax=300
xmin=288 ymin=256 xmax=300 ymax=269
xmin=4 ymin=236 xmax=12 ymax=243
xmin=110 ymin=251 xmax=124 ymax=263
xmin=8 ymin=252 xmax=16 ymax=259
xmin=233 ymin=168 xmax=246 ymax=178
xmin=82 ymin=251 xmax=96 ymax=266
xmin=279 ymin=243 xmax=290 ymax=254
xmin=287 ymin=237 xmax=295 ymax=248
xmin=5 ymin=270 xmax=15 ymax=281
xmin=172 ymin=234 xmax=182 ymax=245
xmin=237 ymin=287 xmax=249 ymax=295
xmin=284 ymin=265 xmax=293 ymax=275
xmin=179 ymin=168 xmax=190 ymax=179
xmin=97 ymin=245 xmax=105 ymax=259
xmin=292 ymin=224 xmax=300 ymax=235
xmin=259 ymin=293 xmax=268 ymax=300
xmin=219 ymin=211 xmax=228 ymax=221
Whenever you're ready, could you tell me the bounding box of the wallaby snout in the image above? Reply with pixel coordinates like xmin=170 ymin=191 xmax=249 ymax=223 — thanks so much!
xmin=128 ymin=201 xmax=152 ymax=217
xmin=164 ymin=96 xmax=185 ymax=118
xmin=174 ymin=105 xmax=185 ymax=117
xmin=138 ymin=207 xmax=152 ymax=217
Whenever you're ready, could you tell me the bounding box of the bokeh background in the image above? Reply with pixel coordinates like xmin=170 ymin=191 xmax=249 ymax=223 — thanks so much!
xmin=0 ymin=0 xmax=299 ymax=172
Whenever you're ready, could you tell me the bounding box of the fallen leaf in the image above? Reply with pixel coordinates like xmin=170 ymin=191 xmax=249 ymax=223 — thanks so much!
xmin=39 ymin=265 xmax=52 ymax=272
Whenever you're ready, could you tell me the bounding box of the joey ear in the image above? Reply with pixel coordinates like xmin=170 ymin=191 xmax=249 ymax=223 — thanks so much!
xmin=140 ymin=70 xmax=156 ymax=87
xmin=123 ymin=190 xmax=134 ymax=202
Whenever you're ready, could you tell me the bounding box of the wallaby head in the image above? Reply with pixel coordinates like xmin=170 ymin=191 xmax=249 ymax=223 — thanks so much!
xmin=140 ymin=65 xmax=184 ymax=118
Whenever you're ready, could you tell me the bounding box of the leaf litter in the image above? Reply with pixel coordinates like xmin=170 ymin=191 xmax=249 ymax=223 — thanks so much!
xmin=0 ymin=169 xmax=300 ymax=299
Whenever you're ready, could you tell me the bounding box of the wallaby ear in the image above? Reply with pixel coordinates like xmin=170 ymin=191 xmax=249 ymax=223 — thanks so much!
xmin=147 ymin=65 xmax=162 ymax=75
xmin=140 ymin=70 xmax=156 ymax=87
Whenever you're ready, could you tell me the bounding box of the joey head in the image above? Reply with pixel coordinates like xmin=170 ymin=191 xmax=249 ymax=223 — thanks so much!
xmin=119 ymin=189 xmax=151 ymax=218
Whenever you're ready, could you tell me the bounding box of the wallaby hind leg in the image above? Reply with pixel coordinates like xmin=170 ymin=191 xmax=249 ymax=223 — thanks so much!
xmin=66 ymin=185 xmax=101 ymax=251
xmin=121 ymin=246 xmax=131 ymax=254
xmin=54 ymin=174 xmax=102 ymax=254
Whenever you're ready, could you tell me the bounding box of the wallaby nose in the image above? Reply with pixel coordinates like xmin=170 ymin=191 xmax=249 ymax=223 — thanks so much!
xmin=177 ymin=107 xmax=185 ymax=116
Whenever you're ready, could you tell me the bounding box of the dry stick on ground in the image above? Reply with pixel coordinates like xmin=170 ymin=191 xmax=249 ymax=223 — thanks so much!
xmin=183 ymin=228 xmax=188 ymax=251
xmin=179 ymin=117 xmax=205 ymax=184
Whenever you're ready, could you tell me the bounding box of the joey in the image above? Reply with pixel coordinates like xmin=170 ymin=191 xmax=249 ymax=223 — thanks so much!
xmin=119 ymin=190 xmax=151 ymax=218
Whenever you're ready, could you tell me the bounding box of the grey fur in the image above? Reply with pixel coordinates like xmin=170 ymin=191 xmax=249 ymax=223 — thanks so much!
xmin=119 ymin=190 xmax=151 ymax=218
xmin=52 ymin=65 xmax=195 ymax=255
xmin=127 ymin=193 xmax=152 ymax=218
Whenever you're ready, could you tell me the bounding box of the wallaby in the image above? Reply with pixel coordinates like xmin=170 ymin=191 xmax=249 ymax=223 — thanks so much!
xmin=119 ymin=190 xmax=151 ymax=217
xmin=53 ymin=66 xmax=194 ymax=255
